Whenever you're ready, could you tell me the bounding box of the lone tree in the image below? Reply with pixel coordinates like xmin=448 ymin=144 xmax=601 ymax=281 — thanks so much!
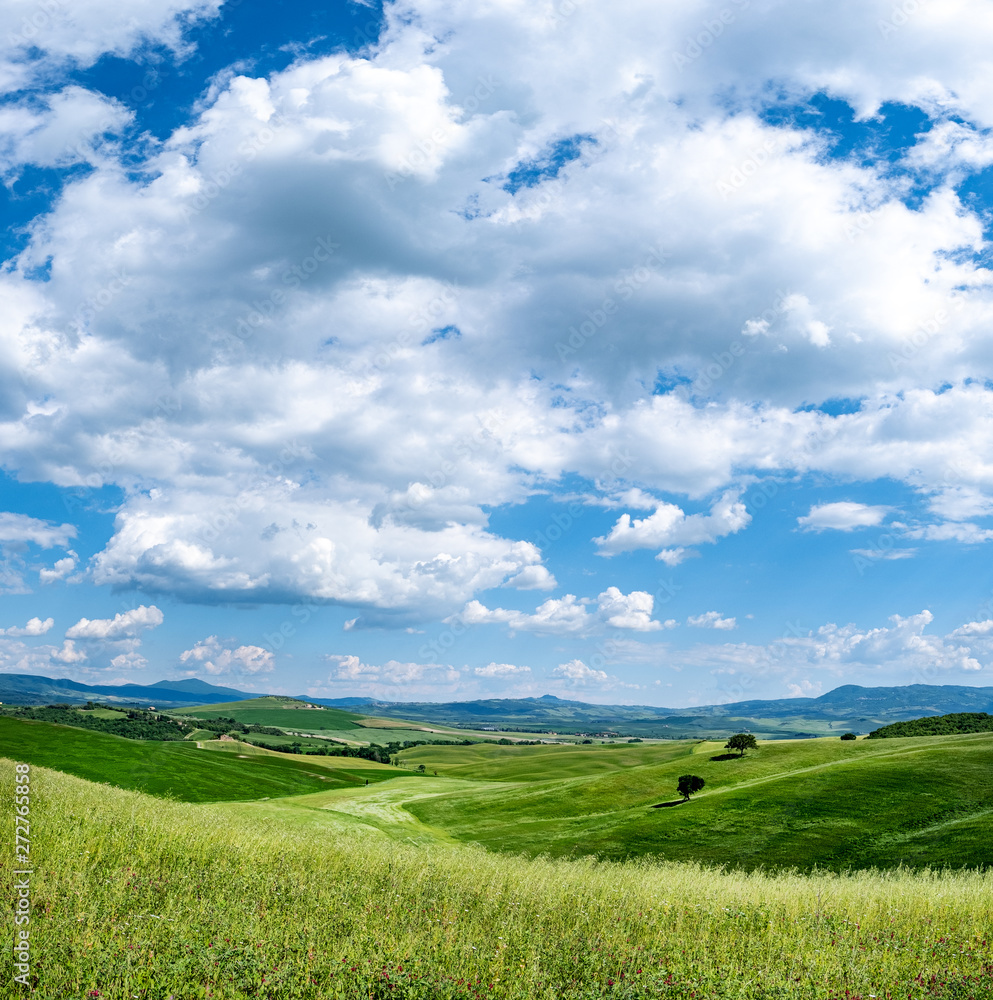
xmin=725 ymin=733 xmax=758 ymax=757
xmin=840 ymin=732 xmax=857 ymax=741
xmin=677 ymin=774 xmax=705 ymax=801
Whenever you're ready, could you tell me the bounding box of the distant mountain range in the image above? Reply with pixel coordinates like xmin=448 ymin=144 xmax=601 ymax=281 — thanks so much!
xmin=0 ymin=673 xmax=258 ymax=708
xmin=2 ymin=675 xmax=993 ymax=736
xmin=310 ymin=684 xmax=993 ymax=731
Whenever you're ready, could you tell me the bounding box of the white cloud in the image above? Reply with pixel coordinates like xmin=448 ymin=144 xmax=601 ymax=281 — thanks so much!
xmin=39 ymin=556 xmax=76 ymax=584
xmin=596 ymin=492 xmax=750 ymax=560
xmin=948 ymin=620 xmax=993 ymax=638
xmin=456 ymin=595 xmax=591 ymax=636
xmin=798 ymin=502 xmax=891 ymax=532
xmin=0 ymin=0 xmax=222 ymax=94
xmin=0 ymin=616 xmax=54 ymax=637
xmin=504 ymin=564 xmax=557 ymax=590
xmin=0 ymin=512 xmax=76 ymax=548
xmin=903 ymin=522 xmax=993 ymax=544
xmin=51 ymin=638 xmax=86 ymax=664
xmin=552 ymin=659 xmax=610 ymax=686
xmin=474 ymin=662 xmax=531 ymax=677
xmin=680 ymin=610 xmax=985 ymax=702
xmin=86 ymin=487 xmax=550 ymax=624
xmin=5 ymin=0 xmax=993 ymax=632
xmin=66 ymin=605 xmax=164 ymax=639
xmin=180 ymin=635 xmax=274 ymax=676
xmin=454 ymin=587 xmax=666 ymax=636
xmin=688 ymin=611 xmax=737 ymax=630
xmin=596 ymin=587 xmax=662 ymax=632
xmin=324 ymin=654 xmax=461 ymax=695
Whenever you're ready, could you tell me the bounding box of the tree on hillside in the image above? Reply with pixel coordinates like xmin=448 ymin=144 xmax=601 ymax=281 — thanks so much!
xmin=677 ymin=774 xmax=705 ymax=801
xmin=725 ymin=733 xmax=758 ymax=757
xmin=840 ymin=732 xmax=857 ymax=740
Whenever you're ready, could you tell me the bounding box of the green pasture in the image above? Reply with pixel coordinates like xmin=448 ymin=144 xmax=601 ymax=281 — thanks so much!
xmin=180 ymin=697 xmax=363 ymax=731
xmin=3 ymin=760 xmax=992 ymax=1000
xmin=397 ymin=732 xmax=993 ymax=870
xmin=0 ymin=716 xmax=401 ymax=801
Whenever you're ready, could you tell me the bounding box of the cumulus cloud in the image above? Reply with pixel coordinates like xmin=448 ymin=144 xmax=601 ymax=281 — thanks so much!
xmin=688 ymin=611 xmax=737 ymax=630
xmin=456 ymin=595 xmax=591 ymax=636
xmin=0 ymin=616 xmax=54 ymax=637
xmin=66 ymin=605 xmax=164 ymax=639
xmin=596 ymin=587 xmax=662 ymax=632
xmin=180 ymin=635 xmax=274 ymax=676
xmin=39 ymin=556 xmax=77 ymax=584
xmin=552 ymin=659 xmax=610 ymax=686
xmin=454 ymin=587 xmax=666 ymax=636
xmin=596 ymin=492 xmax=750 ymax=562
xmin=798 ymin=502 xmax=892 ymax=531
xmin=5 ymin=0 xmax=993 ymax=639
xmin=51 ymin=638 xmax=87 ymax=664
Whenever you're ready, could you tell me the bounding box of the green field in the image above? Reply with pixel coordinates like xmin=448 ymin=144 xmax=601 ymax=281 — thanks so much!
xmin=6 ymin=717 xmax=993 ymax=998
xmin=4 ymin=759 xmax=992 ymax=1000
xmin=180 ymin=697 xmax=364 ymax=731
xmin=0 ymin=717 xmax=409 ymax=801
xmin=391 ymin=733 xmax=993 ymax=870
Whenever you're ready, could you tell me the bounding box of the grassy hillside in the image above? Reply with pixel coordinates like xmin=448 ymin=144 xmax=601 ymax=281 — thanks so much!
xmin=396 ymin=733 xmax=993 ymax=870
xmin=4 ymin=760 xmax=992 ymax=1000
xmin=0 ymin=716 xmax=406 ymax=801
xmin=181 ymin=696 xmax=364 ymax=731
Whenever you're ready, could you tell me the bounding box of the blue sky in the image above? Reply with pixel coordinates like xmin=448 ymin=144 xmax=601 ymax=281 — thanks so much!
xmin=2 ymin=0 xmax=993 ymax=706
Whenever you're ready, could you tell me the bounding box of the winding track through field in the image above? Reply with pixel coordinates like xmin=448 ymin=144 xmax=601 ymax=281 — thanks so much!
xmin=312 ymin=735 xmax=993 ymax=843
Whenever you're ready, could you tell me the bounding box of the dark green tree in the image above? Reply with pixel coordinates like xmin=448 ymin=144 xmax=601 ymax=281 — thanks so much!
xmin=677 ymin=774 xmax=705 ymax=800
xmin=725 ymin=733 xmax=758 ymax=757
xmin=840 ymin=732 xmax=857 ymax=740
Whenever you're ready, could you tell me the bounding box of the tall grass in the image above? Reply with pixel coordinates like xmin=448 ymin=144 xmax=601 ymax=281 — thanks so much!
xmin=3 ymin=761 xmax=991 ymax=1000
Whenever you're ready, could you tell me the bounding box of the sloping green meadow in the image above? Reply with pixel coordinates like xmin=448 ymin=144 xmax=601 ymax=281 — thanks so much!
xmin=4 ymin=760 xmax=993 ymax=1000
xmin=181 ymin=699 xmax=363 ymax=732
xmin=398 ymin=733 xmax=993 ymax=870
xmin=0 ymin=717 xmax=405 ymax=800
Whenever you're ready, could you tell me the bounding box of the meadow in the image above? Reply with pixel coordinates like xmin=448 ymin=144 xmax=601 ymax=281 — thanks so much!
xmin=396 ymin=734 xmax=993 ymax=870
xmin=5 ymin=721 xmax=993 ymax=998
xmin=4 ymin=759 xmax=993 ymax=1000
xmin=0 ymin=717 xmax=409 ymax=801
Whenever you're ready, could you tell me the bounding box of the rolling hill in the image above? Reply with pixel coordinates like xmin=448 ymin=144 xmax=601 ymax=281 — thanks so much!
xmin=0 ymin=716 xmax=411 ymax=800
